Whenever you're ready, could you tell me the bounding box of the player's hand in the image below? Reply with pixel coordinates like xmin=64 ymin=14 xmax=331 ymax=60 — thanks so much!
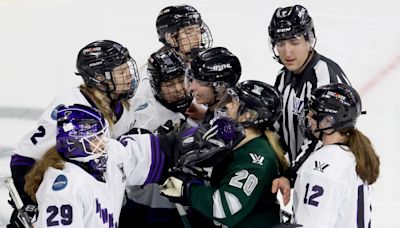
xmin=160 ymin=171 xmax=203 ymax=206
xmin=185 ymin=102 xmax=207 ymax=120
xmin=154 ymin=120 xmax=175 ymax=135
xmin=7 ymin=198 xmax=38 ymax=228
xmin=271 ymin=177 xmax=291 ymax=206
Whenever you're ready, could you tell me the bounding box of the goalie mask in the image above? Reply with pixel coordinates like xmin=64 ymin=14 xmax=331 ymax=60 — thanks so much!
xmin=56 ymin=104 xmax=109 ymax=173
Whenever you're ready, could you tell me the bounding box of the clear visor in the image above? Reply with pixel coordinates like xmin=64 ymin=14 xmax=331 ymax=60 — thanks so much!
xmin=184 ymin=68 xmax=212 ymax=91
xmin=213 ymin=88 xmax=241 ymax=120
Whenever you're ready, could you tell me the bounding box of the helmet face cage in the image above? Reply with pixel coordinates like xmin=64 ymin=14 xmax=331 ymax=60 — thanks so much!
xmin=148 ymin=49 xmax=193 ymax=112
xmin=110 ymin=58 xmax=140 ymax=100
xmin=156 ymin=5 xmax=213 ymax=57
xmin=76 ymin=40 xmax=139 ymax=100
xmin=56 ymin=104 xmax=110 ymax=171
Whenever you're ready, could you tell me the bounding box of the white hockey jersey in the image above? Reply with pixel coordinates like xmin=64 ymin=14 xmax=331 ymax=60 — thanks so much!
xmin=12 ymin=87 xmax=136 ymax=161
xmin=293 ymin=144 xmax=372 ymax=228
xmin=129 ymin=65 xmax=186 ymax=132
xmin=35 ymin=134 xmax=159 ymax=228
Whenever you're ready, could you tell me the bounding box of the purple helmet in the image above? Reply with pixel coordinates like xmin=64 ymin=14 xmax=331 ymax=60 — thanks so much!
xmin=56 ymin=104 xmax=109 ymax=173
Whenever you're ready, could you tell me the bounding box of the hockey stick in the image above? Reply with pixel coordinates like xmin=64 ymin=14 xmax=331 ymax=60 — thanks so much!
xmin=4 ymin=177 xmax=34 ymax=228
xmin=175 ymin=203 xmax=191 ymax=228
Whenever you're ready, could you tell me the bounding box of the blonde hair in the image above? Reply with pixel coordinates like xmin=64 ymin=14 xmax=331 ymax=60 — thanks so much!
xmin=79 ymin=85 xmax=130 ymax=127
xmin=25 ymin=147 xmax=65 ymax=202
xmin=265 ymin=130 xmax=289 ymax=173
xmin=339 ymin=128 xmax=380 ymax=185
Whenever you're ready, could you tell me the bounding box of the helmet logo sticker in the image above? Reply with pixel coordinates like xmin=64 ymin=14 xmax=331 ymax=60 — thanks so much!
xmin=52 ymin=174 xmax=68 ymax=191
xmin=277 ymin=7 xmax=293 ymax=18
xmin=251 ymin=84 xmax=264 ymax=95
xmin=82 ymin=47 xmax=101 ymax=54
xmin=210 ymin=63 xmax=232 ymax=71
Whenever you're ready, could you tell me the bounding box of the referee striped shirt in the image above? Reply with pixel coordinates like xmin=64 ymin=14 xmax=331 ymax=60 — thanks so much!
xmin=274 ymin=51 xmax=351 ymax=166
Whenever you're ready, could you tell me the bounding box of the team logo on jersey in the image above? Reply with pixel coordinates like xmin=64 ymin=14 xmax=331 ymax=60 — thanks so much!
xmin=52 ymin=174 xmax=68 ymax=191
xmin=314 ymin=160 xmax=329 ymax=173
xmin=249 ymin=153 xmax=264 ymax=165
xmin=134 ymin=102 xmax=149 ymax=112
xmin=292 ymin=97 xmax=304 ymax=115
xmin=117 ymin=163 xmax=127 ymax=182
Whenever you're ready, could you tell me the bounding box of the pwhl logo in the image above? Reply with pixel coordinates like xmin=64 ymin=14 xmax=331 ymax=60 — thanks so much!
xmin=249 ymin=153 xmax=264 ymax=165
xmin=313 ymin=160 xmax=329 ymax=173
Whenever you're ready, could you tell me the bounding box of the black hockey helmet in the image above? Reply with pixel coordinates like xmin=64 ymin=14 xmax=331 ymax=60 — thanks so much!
xmin=148 ymin=48 xmax=193 ymax=113
xmin=156 ymin=5 xmax=212 ymax=49
xmin=76 ymin=40 xmax=139 ymax=100
xmin=268 ymin=5 xmax=314 ymax=46
xmin=227 ymin=80 xmax=282 ymax=129
xmin=308 ymin=83 xmax=362 ymax=131
xmin=185 ymin=47 xmax=241 ymax=87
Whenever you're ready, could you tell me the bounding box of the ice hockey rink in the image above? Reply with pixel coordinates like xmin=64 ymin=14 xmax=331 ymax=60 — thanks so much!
xmin=0 ymin=0 xmax=399 ymax=227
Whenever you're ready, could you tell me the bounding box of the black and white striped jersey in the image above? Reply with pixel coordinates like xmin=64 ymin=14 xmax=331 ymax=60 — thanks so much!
xmin=274 ymin=51 xmax=351 ymax=166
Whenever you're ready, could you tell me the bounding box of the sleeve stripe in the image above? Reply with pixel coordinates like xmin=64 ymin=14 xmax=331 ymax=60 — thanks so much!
xmin=212 ymin=190 xmax=226 ymax=219
xmin=144 ymin=134 xmax=165 ymax=184
xmin=10 ymin=154 xmax=35 ymax=166
xmin=224 ymin=191 xmax=242 ymax=215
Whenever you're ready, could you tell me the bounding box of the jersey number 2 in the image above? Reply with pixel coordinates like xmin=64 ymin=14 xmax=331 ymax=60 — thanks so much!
xmin=47 ymin=205 xmax=73 ymax=226
xmin=303 ymin=183 xmax=324 ymax=207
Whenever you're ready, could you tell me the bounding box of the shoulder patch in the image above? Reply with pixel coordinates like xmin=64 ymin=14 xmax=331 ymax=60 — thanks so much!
xmin=134 ymin=102 xmax=149 ymax=112
xmin=52 ymin=174 xmax=68 ymax=191
xmin=51 ymin=104 xmax=64 ymax=120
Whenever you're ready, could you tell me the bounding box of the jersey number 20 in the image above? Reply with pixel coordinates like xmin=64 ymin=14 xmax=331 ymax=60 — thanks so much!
xmin=229 ymin=170 xmax=258 ymax=196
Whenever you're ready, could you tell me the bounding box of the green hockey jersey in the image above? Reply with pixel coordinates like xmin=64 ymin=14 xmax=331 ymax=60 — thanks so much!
xmin=189 ymin=135 xmax=281 ymax=227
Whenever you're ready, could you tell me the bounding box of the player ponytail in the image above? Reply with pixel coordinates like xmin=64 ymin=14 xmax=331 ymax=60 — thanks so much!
xmin=265 ymin=130 xmax=289 ymax=173
xmin=80 ymin=85 xmax=130 ymax=127
xmin=24 ymin=147 xmax=65 ymax=202
xmin=340 ymin=128 xmax=380 ymax=185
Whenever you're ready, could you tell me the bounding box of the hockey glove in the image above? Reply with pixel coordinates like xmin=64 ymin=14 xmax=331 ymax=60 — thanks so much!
xmin=7 ymin=197 xmax=38 ymax=228
xmin=176 ymin=116 xmax=245 ymax=168
xmin=160 ymin=171 xmax=204 ymax=206
xmin=154 ymin=120 xmax=175 ymax=135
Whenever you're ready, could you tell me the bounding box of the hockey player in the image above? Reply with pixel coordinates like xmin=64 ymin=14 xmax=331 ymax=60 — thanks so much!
xmin=119 ymin=48 xmax=195 ymax=227
xmin=161 ymin=80 xmax=289 ymax=228
xmin=118 ymin=5 xmax=212 ymax=227
xmin=24 ymin=104 xmax=171 ymax=228
xmin=185 ymin=47 xmax=242 ymax=124
xmin=267 ymin=5 xmax=352 ymax=200
xmin=293 ymin=83 xmax=380 ymax=227
xmin=156 ymin=4 xmax=213 ymax=62
xmin=7 ymin=40 xmax=140 ymax=227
